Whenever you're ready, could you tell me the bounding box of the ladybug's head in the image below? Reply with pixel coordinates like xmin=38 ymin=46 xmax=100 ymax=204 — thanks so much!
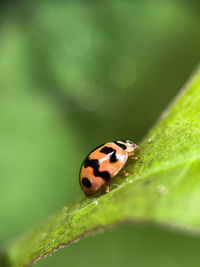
xmin=119 ymin=140 xmax=138 ymax=154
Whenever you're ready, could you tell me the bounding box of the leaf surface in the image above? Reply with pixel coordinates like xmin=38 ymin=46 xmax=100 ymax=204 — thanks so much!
xmin=2 ymin=67 xmax=200 ymax=267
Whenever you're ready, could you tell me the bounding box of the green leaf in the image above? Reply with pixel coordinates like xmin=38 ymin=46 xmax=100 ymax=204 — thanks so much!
xmin=2 ymin=67 xmax=200 ymax=267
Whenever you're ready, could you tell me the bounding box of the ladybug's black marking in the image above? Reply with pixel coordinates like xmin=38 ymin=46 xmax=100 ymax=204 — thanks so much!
xmin=84 ymin=157 xmax=110 ymax=181
xmin=100 ymin=146 xmax=114 ymax=154
xmin=100 ymin=146 xmax=118 ymax=163
xmin=110 ymin=153 xmax=117 ymax=162
xmin=84 ymin=158 xmax=99 ymax=170
xmin=114 ymin=141 xmax=127 ymax=150
xmin=82 ymin=177 xmax=92 ymax=188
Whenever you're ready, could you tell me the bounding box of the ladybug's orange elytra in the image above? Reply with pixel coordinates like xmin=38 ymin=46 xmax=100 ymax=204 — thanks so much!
xmin=80 ymin=140 xmax=138 ymax=195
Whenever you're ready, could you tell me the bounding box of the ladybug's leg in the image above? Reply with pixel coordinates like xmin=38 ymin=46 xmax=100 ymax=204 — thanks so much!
xmin=105 ymin=185 xmax=110 ymax=193
xmin=128 ymin=152 xmax=139 ymax=160
xmin=122 ymin=167 xmax=129 ymax=177
xmin=128 ymin=152 xmax=134 ymax=157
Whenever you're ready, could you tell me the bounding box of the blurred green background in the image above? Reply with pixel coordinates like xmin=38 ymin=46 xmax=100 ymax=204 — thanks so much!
xmin=1 ymin=0 xmax=200 ymax=266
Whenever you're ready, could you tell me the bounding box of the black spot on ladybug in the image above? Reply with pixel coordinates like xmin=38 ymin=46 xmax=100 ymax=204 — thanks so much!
xmin=110 ymin=153 xmax=117 ymax=162
xmin=100 ymin=146 xmax=118 ymax=163
xmin=84 ymin=157 xmax=91 ymax=168
xmin=100 ymin=146 xmax=114 ymax=154
xmin=82 ymin=177 xmax=92 ymax=188
xmin=84 ymin=157 xmax=110 ymax=181
xmin=114 ymin=141 xmax=127 ymax=150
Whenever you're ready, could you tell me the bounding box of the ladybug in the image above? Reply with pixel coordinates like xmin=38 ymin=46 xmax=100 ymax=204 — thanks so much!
xmin=80 ymin=140 xmax=138 ymax=195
